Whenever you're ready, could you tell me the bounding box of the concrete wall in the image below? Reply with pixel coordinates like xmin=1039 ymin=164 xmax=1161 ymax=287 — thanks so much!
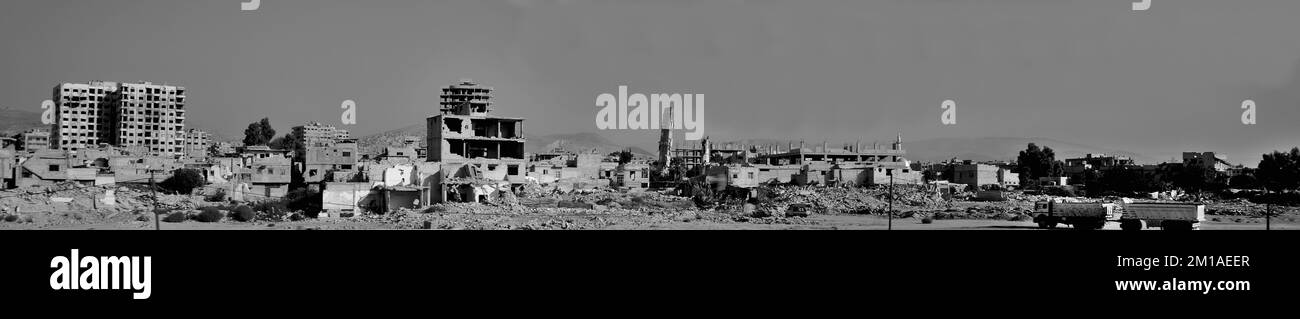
xmin=385 ymin=191 xmax=420 ymax=212
xmin=865 ymin=167 xmax=923 ymax=185
xmin=953 ymin=164 xmax=1001 ymax=188
xmin=241 ymin=183 xmax=289 ymax=202
xmin=323 ymin=182 xmax=376 ymax=212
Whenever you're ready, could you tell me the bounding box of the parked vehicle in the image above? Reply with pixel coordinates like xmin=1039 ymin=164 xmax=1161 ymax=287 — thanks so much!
xmin=1032 ymin=201 xmax=1119 ymax=230
xmin=1120 ymin=202 xmax=1205 ymax=231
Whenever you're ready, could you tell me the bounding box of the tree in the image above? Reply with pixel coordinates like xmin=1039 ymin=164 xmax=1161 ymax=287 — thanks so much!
xmin=1088 ymin=167 xmax=1166 ymax=196
xmin=1258 ymin=147 xmax=1300 ymax=192
xmin=1229 ymin=174 xmax=1258 ymax=189
xmin=243 ymin=118 xmax=277 ymax=146
xmin=1016 ymin=143 xmax=1063 ymax=183
xmin=613 ymin=149 xmax=634 ymax=165
xmin=1169 ymin=165 xmax=1223 ymax=194
xmin=270 ymin=131 xmax=304 ymax=153
xmin=160 ymin=168 xmax=205 ymax=194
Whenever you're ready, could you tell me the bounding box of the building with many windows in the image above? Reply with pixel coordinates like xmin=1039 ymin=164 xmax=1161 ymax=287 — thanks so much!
xmin=51 ymin=81 xmax=188 ymax=155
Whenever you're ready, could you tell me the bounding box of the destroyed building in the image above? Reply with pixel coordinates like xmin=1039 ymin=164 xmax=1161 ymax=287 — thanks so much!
xmin=612 ymin=162 xmax=651 ymax=190
xmin=699 ymin=135 xmax=923 ymax=190
xmin=951 ymin=162 xmax=1020 ymax=189
xmin=526 ymin=149 xmax=604 ymax=186
xmin=231 ymin=146 xmax=292 ymax=201
xmin=673 ymin=138 xmax=748 ymax=169
xmin=181 ymin=128 xmax=210 ymax=160
xmin=289 ymin=122 xmax=359 ymax=189
xmin=17 ymin=128 xmax=50 ymax=151
xmin=52 ymin=81 xmax=189 ymax=155
xmin=426 ymin=79 xmax=528 ymax=203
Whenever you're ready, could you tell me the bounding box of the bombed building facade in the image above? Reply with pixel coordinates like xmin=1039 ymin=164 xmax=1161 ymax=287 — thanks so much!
xmin=686 ymin=134 xmax=923 ymax=191
xmin=427 ymin=79 xmax=528 ymax=203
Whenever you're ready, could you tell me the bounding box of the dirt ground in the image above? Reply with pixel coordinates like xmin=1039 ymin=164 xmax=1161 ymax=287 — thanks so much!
xmin=6 ymin=210 xmax=1296 ymax=231
xmin=3 ymin=184 xmax=1297 ymax=231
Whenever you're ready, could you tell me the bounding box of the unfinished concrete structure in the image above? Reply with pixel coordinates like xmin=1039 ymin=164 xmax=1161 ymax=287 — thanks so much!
xmin=701 ymin=134 xmax=922 ymax=189
xmin=182 ymin=128 xmax=210 ymax=160
xmin=232 ymin=146 xmax=292 ymax=201
xmin=52 ymin=82 xmax=118 ymax=151
xmin=292 ymin=122 xmax=351 ymax=154
xmin=51 ymin=81 xmax=188 ymax=155
xmin=952 ymin=162 xmax=1020 ymax=189
xmin=1182 ymin=152 xmax=1233 ymax=172
xmin=426 ymin=79 xmax=528 ymax=203
xmin=18 ymin=128 xmax=50 ymax=151
xmin=300 ymin=138 xmax=359 ymax=185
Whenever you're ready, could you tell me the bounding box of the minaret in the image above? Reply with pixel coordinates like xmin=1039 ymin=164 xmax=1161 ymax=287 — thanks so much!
xmin=702 ymin=136 xmax=712 ymax=165
xmin=892 ymin=133 xmax=903 ymax=151
xmin=656 ymin=106 xmax=674 ymax=174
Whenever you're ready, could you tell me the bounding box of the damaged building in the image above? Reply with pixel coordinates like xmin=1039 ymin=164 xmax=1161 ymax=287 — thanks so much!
xmin=427 ymin=79 xmax=528 ymax=203
xmin=702 ymin=135 xmax=922 ymax=190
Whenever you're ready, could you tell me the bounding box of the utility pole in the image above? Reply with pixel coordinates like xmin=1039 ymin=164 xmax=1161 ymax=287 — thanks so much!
xmin=888 ymin=168 xmax=894 ymax=231
xmin=1266 ymin=189 xmax=1273 ymax=231
xmin=150 ymin=170 xmax=160 ymax=231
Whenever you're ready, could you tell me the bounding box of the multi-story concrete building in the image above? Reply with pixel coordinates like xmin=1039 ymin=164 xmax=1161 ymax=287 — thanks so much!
xmin=114 ymin=82 xmax=187 ymax=154
xmin=291 ymin=122 xmax=357 ymax=186
xmin=439 ymin=79 xmax=493 ymax=114
xmin=292 ymin=122 xmax=351 ymax=150
xmin=18 ymin=128 xmax=50 ymax=151
xmin=301 ymin=138 xmax=359 ymax=185
xmin=51 ymin=81 xmax=187 ymax=154
xmin=182 ymin=128 xmax=210 ymax=159
xmin=232 ymin=146 xmax=292 ymax=201
xmin=52 ymin=81 xmax=118 ymax=150
xmin=1183 ymin=152 xmax=1232 ymax=172
xmin=428 ymin=79 xmax=527 ymax=203
xmin=952 ymin=162 xmax=1020 ymax=189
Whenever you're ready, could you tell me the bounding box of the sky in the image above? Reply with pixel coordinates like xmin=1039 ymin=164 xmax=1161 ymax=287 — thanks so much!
xmin=2 ymin=0 xmax=1299 ymax=166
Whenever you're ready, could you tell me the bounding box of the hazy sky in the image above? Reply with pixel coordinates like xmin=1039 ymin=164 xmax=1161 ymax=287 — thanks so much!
xmin=3 ymin=0 xmax=1299 ymax=166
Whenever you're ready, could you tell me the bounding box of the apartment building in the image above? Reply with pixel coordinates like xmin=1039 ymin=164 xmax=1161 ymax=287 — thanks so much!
xmin=51 ymin=81 xmax=188 ymax=154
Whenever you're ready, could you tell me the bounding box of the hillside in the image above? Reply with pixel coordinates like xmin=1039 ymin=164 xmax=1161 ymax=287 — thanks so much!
xmin=0 ymin=108 xmax=46 ymax=135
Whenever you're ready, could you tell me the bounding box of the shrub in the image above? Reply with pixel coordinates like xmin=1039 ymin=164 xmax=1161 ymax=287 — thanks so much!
xmin=921 ymin=217 xmax=934 ymax=224
xmin=163 ymin=212 xmax=189 ymax=223
xmin=256 ymin=207 xmax=288 ymax=222
xmin=207 ymin=189 xmax=228 ymax=202
xmin=2 ymin=215 xmax=16 ymax=222
xmin=230 ymin=205 xmax=255 ymax=222
xmin=195 ymin=208 xmax=224 ymax=223
xmin=160 ymin=168 xmax=205 ymax=195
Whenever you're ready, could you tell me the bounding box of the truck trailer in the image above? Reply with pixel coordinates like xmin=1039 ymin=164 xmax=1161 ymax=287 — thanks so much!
xmin=1119 ymin=202 xmax=1205 ymax=231
xmin=1031 ymin=201 xmax=1119 ymax=230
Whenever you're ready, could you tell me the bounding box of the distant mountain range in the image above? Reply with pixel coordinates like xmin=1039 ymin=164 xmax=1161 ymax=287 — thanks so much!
xmin=0 ymin=108 xmax=46 ymax=135
xmin=355 ymin=123 xmax=655 ymax=157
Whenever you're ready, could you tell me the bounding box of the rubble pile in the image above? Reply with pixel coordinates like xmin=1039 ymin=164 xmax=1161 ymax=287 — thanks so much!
xmin=1205 ymin=198 xmax=1299 ymax=217
xmin=0 ymin=182 xmax=223 ymax=227
xmin=927 ymin=205 xmax=1034 ymax=221
xmin=756 ymin=185 xmax=948 ymax=215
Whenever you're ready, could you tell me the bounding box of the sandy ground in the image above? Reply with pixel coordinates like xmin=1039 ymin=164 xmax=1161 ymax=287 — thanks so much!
xmin=8 ymin=214 xmax=1296 ymax=231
